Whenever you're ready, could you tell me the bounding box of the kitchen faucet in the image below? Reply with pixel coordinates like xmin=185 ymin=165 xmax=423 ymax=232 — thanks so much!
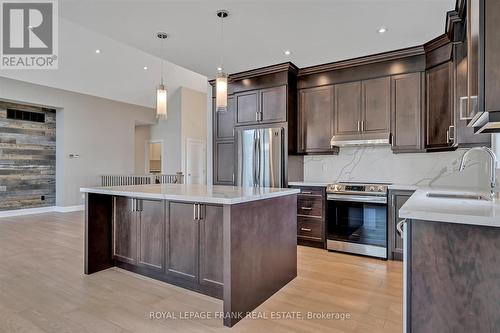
xmin=459 ymin=146 xmax=498 ymax=199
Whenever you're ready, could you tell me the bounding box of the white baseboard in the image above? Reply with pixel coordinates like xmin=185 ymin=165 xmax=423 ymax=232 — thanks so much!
xmin=54 ymin=205 xmax=84 ymax=213
xmin=0 ymin=205 xmax=84 ymax=218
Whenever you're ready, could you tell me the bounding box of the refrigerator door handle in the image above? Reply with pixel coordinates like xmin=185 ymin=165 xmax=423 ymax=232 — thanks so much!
xmin=253 ymin=131 xmax=258 ymax=187
xmin=257 ymin=131 xmax=262 ymax=186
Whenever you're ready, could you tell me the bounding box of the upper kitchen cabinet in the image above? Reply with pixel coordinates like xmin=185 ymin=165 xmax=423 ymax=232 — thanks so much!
xmin=214 ymin=96 xmax=235 ymax=141
xmin=463 ymin=0 xmax=500 ymax=132
xmin=297 ymin=85 xmax=337 ymax=154
xmin=235 ymin=90 xmax=259 ymax=125
xmin=334 ymin=81 xmax=362 ymax=137
xmin=391 ymin=73 xmax=425 ymax=153
xmin=362 ymin=77 xmax=391 ymax=134
xmin=425 ymin=62 xmax=454 ymax=150
xmin=235 ymin=85 xmax=287 ymax=125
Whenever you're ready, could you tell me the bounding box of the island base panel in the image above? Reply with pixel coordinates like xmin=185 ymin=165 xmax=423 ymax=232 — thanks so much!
xmin=223 ymin=194 xmax=298 ymax=327
xmin=85 ymin=193 xmax=113 ymax=274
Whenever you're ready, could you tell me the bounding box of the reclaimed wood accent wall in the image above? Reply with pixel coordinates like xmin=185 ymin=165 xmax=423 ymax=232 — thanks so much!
xmin=0 ymin=101 xmax=56 ymax=211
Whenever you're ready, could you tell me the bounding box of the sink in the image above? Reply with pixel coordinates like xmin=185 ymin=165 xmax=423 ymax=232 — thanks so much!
xmin=426 ymin=192 xmax=490 ymax=201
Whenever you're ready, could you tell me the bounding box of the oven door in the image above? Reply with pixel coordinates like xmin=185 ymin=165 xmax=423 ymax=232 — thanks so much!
xmin=326 ymin=194 xmax=387 ymax=258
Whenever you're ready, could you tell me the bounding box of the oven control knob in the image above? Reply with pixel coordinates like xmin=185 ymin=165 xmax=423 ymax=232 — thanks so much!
xmin=368 ymin=185 xmax=376 ymax=192
xmin=377 ymin=186 xmax=385 ymax=192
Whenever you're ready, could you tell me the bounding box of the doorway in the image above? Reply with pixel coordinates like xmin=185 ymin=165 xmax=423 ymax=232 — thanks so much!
xmin=186 ymin=139 xmax=206 ymax=185
xmin=145 ymin=140 xmax=163 ymax=174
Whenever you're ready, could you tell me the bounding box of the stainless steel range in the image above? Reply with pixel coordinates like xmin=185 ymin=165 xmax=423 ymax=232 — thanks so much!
xmin=326 ymin=182 xmax=389 ymax=259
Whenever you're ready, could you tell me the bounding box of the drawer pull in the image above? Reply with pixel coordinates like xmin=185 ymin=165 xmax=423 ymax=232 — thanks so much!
xmin=300 ymin=207 xmax=312 ymax=211
xmin=300 ymin=228 xmax=312 ymax=232
xmin=301 ymin=191 xmax=313 ymax=194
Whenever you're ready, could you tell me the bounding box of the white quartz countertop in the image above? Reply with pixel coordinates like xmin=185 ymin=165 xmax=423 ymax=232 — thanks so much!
xmin=80 ymin=184 xmax=300 ymax=205
xmin=288 ymin=181 xmax=329 ymax=187
xmin=399 ymin=187 xmax=500 ymax=227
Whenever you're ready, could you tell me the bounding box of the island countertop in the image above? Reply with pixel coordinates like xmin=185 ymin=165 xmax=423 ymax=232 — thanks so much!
xmin=399 ymin=187 xmax=500 ymax=227
xmin=80 ymin=183 xmax=299 ymax=205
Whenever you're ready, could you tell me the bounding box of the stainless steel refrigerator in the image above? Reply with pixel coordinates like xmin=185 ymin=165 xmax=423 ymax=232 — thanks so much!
xmin=236 ymin=127 xmax=284 ymax=188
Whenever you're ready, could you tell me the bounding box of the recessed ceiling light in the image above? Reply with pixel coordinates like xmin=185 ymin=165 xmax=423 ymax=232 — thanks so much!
xmin=284 ymin=50 xmax=291 ymax=56
xmin=143 ymin=66 xmax=148 ymax=70
xmin=377 ymin=27 xmax=388 ymax=34
xmin=217 ymin=67 xmax=223 ymax=71
xmin=95 ymin=49 xmax=101 ymax=54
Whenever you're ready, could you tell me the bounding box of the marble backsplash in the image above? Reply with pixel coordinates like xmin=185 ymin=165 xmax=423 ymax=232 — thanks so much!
xmin=301 ymin=146 xmax=494 ymax=189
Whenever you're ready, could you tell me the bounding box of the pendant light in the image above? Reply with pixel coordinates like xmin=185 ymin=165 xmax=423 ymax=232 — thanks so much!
xmin=156 ymin=32 xmax=168 ymax=119
xmin=216 ymin=10 xmax=229 ymax=112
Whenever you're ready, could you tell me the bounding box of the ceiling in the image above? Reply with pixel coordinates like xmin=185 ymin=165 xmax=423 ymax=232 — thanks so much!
xmin=60 ymin=0 xmax=456 ymax=78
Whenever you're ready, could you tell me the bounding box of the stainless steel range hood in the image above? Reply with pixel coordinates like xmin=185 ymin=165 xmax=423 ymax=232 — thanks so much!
xmin=330 ymin=132 xmax=391 ymax=147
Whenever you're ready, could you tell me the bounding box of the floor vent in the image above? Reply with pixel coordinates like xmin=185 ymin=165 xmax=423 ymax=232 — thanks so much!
xmin=6 ymin=109 xmax=46 ymax=123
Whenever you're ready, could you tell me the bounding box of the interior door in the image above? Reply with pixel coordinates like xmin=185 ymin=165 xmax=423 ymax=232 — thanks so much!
xmin=335 ymin=81 xmax=362 ymax=136
xmin=186 ymin=139 xmax=206 ymax=185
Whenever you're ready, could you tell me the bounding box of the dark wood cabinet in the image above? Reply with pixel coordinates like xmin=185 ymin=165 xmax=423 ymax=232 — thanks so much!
xmin=113 ymin=197 xmax=137 ymax=264
xmin=260 ymin=85 xmax=287 ymax=123
xmin=362 ymin=77 xmax=391 ymax=134
xmin=138 ymin=200 xmax=164 ymax=270
xmin=425 ymin=62 xmax=454 ymax=150
xmin=235 ymin=85 xmax=287 ymax=125
xmin=166 ymin=202 xmax=198 ymax=282
xmin=391 ymin=73 xmax=424 ymax=152
xmin=199 ymin=205 xmax=224 ymax=289
xmin=235 ymin=90 xmax=259 ymax=125
xmin=335 ymin=81 xmax=362 ymax=136
xmin=214 ymin=141 xmax=235 ymax=185
xmin=453 ymin=40 xmax=491 ymax=147
xmin=290 ymin=185 xmax=326 ymax=248
xmin=388 ymin=189 xmax=414 ymax=260
xmin=214 ymin=96 xmax=235 ymax=141
xmin=297 ymin=85 xmax=335 ymax=154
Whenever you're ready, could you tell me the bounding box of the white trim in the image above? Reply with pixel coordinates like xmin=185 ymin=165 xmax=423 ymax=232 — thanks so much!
xmin=54 ymin=205 xmax=84 ymax=213
xmin=0 ymin=205 xmax=84 ymax=218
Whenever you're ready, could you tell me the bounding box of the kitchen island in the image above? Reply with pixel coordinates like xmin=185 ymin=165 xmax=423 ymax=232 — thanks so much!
xmin=80 ymin=184 xmax=299 ymax=327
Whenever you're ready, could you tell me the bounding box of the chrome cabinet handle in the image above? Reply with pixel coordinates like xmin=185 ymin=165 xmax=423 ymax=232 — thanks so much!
xmin=132 ymin=198 xmax=136 ymax=212
xmin=300 ymin=207 xmax=312 ymax=211
xmin=448 ymin=125 xmax=455 ymax=143
xmin=301 ymin=191 xmax=313 ymax=194
xmin=301 ymin=228 xmax=312 ymax=232
xmin=197 ymin=204 xmax=202 ymax=220
xmin=255 ymin=111 xmax=259 ymax=122
xmin=357 ymin=121 xmax=360 ymax=132
xmin=396 ymin=219 xmax=407 ymax=236
xmin=361 ymin=120 xmax=364 ymax=132
xmin=193 ymin=204 xmax=198 ymax=220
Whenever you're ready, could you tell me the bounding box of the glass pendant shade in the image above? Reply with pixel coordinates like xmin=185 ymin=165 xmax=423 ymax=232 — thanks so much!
xmin=216 ymin=72 xmax=228 ymax=112
xmin=156 ymin=84 xmax=168 ymax=119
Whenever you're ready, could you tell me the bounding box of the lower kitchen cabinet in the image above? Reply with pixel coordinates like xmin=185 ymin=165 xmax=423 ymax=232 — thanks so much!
xmin=113 ymin=198 xmax=224 ymax=298
xmin=213 ymin=141 xmax=235 ymax=185
xmin=138 ymin=199 xmax=165 ymax=270
xmin=166 ymin=202 xmax=199 ymax=282
xmin=113 ymin=197 xmax=137 ymax=264
xmin=388 ymin=189 xmax=414 ymax=260
xmin=290 ymin=185 xmax=326 ymax=248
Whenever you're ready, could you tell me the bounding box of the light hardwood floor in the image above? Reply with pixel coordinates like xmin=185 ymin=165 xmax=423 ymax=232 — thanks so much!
xmin=0 ymin=212 xmax=403 ymax=333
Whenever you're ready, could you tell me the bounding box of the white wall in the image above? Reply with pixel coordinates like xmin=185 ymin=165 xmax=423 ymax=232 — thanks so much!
xmin=302 ymin=145 xmax=494 ymax=190
xmin=134 ymin=125 xmax=151 ymax=174
xmin=1 ymin=76 xmax=156 ymax=207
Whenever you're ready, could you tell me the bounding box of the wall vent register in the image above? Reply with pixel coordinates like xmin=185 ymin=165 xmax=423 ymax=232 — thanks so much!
xmin=7 ymin=109 xmax=46 ymax=123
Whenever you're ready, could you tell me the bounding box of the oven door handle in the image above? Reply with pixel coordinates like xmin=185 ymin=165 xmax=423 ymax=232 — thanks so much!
xmin=327 ymin=194 xmax=387 ymax=204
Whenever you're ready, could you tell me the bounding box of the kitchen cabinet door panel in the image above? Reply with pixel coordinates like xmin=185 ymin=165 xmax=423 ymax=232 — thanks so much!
xmin=391 ymin=73 xmax=424 ymax=152
xmin=214 ymin=97 xmax=235 ymax=141
xmin=199 ymin=205 xmax=223 ymax=288
xmin=335 ymin=82 xmax=362 ymax=135
xmin=113 ymin=197 xmax=137 ymax=264
xmin=235 ymin=91 xmax=259 ymax=125
xmin=362 ymin=77 xmax=391 ymax=134
xmin=214 ymin=141 xmax=235 ymax=185
xmin=167 ymin=202 xmax=198 ymax=281
xmin=261 ymin=85 xmax=287 ymax=123
xmin=426 ymin=62 xmax=454 ymax=149
xmin=138 ymin=200 xmax=164 ymax=270
xmin=298 ymin=86 xmax=334 ymax=152
xmin=388 ymin=190 xmax=413 ymax=261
